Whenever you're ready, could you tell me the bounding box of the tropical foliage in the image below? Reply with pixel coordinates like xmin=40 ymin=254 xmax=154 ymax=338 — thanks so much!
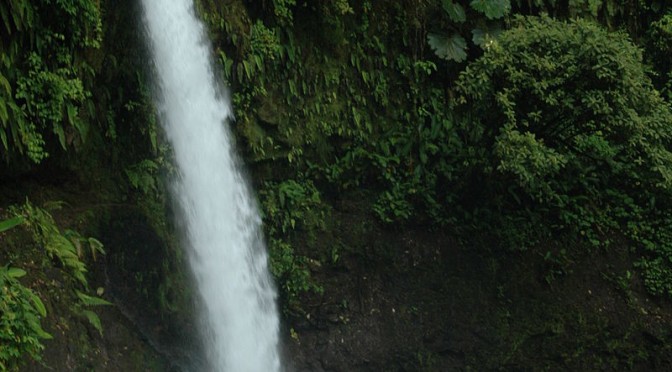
xmin=193 ymin=0 xmax=672 ymax=303
xmin=0 ymin=0 xmax=102 ymax=164
xmin=0 ymin=265 xmax=51 ymax=371
xmin=2 ymin=0 xmax=672 ymax=367
xmin=1 ymin=203 xmax=108 ymax=369
xmin=456 ymin=15 xmax=672 ymax=231
xmin=454 ymin=15 xmax=672 ymax=294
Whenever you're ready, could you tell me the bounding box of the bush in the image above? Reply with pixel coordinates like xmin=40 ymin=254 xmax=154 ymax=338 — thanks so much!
xmin=457 ymin=15 xmax=672 ymax=207
xmin=455 ymin=15 xmax=672 ymax=293
xmin=0 ymin=266 xmax=51 ymax=371
xmin=260 ymin=179 xmax=327 ymax=310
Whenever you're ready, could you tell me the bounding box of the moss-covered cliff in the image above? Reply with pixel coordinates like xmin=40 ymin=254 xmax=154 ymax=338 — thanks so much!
xmin=2 ymin=0 xmax=672 ymax=370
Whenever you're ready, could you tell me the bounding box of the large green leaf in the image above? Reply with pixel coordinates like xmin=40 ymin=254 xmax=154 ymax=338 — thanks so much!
xmin=27 ymin=291 xmax=47 ymax=317
xmin=0 ymin=72 xmax=11 ymax=94
xmin=7 ymin=267 xmax=26 ymax=278
xmin=428 ymin=33 xmax=468 ymax=62
xmin=26 ymin=313 xmax=52 ymax=339
xmin=81 ymin=309 xmax=103 ymax=336
xmin=472 ymin=25 xmax=502 ymax=49
xmin=470 ymin=0 xmax=511 ymax=20
xmin=442 ymin=0 xmax=466 ymax=23
xmin=0 ymin=216 xmax=23 ymax=232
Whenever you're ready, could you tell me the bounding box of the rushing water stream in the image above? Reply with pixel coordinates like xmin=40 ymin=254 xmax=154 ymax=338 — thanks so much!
xmin=140 ymin=1 xmax=282 ymax=371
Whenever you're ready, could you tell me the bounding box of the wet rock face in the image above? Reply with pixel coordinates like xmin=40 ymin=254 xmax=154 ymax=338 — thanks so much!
xmin=283 ymin=206 xmax=463 ymax=372
xmin=281 ymin=203 xmax=672 ymax=372
xmin=104 ymin=211 xmax=165 ymax=303
xmin=100 ymin=209 xmax=204 ymax=371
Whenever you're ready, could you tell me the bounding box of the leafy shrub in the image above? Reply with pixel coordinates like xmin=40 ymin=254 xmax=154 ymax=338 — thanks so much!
xmin=0 ymin=0 xmax=102 ymax=164
xmin=14 ymin=53 xmax=88 ymax=161
xmin=267 ymin=238 xmax=318 ymax=311
xmin=455 ymin=15 xmax=672 ymax=295
xmin=125 ymin=159 xmax=160 ymax=196
xmin=7 ymin=201 xmax=109 ymax=339
xmin=0 ymin=266 xmax=51 ymax=371
xmin=456 ymin=15 xmax=672 ymax=224
xmin=0 ymin=216 xmax=50 ymax=370
xmin=250 ymin=21 xmax=282 ymax=61
xmin=12 ymin=202 xmax=97 ymax=286
xmin=261 ymin=179 xmax=327 ymax=236
xmin=260 ymin=179 xmax=327 ymax=309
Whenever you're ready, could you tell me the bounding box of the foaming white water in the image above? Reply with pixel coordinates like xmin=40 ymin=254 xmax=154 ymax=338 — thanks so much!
xmin=140 ymin=1 xmax=281 ymax=371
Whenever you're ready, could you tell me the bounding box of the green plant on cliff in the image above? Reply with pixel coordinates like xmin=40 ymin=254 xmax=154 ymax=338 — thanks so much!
xmin=0 ymin=265 xmax=51 ymax=371
xmin=14 ymin=202 xmax=91 ymax=286
xmin=260 ymin=179 xmax=327 ymax=309
xmin=0 ymin=217 xmax=50 ymax=371
xmin=0 ymin=0 xmax=102 ymax=164
xmin=7 ymin=201 xmax=110 ymax=337
xmin=190 ymin=2 xmax=672 ymax=314
xmin=455 ymin=15 xmax=672 ymax=295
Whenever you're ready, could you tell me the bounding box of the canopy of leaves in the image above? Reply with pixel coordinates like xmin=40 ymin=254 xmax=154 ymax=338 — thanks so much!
xmin=457 ymin=15 xmax=672 ymax=205
xmin=454 ymin=15 xmax=672 ymax=295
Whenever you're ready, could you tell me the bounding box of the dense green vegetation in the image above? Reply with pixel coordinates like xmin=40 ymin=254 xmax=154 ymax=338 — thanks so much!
xmin=0 ymin=0 xmax=102 ymax=164
xmin=456 ymin=15 xmax=672 ymax=293
xmin=1 ymin=0 xmax=672 ymax=370
xmin=199 ymin=0 xmax=672 ymax=307
xmin=0 ymin=202 xmax=109 ymax=369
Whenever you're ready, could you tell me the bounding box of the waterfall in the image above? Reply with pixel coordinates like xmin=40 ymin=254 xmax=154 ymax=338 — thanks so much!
xmin=140 ymin=1 xmax=282 ymax=371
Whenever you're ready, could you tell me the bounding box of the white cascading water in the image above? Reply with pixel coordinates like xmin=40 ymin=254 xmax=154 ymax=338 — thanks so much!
xmin=140 ymin=1 xmax=282 ymax=371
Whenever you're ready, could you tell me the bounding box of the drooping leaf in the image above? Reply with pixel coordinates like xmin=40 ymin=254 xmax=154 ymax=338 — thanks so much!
xmin=87 ymin=237 xmax=105 ymax=261
xmin=53 ymin=122 xmax=66 ymax=149
xmin=428 ymin=33 xmax=468 ymax=62
xmin=7 ymin=267 xmax=27 ymax=278
xmin=0 ymin=216 xmax=23 ymax=232
xmin=0 ymin=72 xmax=10 ymax=94
xmin=80 ymin=309 xmax=103 ymax=336
xmin=25 ymin=312 xmax=52 ymax=339
xmin=442 ymin=0 xmax=466 ymax=23
xmin=470 ymin=0 xmax=511 ymax=19
xmin=0 ymin=126 xmax=7 ymax=149
xmin=27 ymin=291 xmax=47 ymax=317
xmin=0 ymin=99 xmax=8 ymax=124
xmin=52 ymin=235 xmax=77 ymax=257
